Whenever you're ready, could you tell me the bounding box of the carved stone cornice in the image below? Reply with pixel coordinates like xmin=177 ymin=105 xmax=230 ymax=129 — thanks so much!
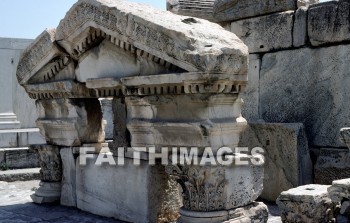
xmin=25 ymin=80 xmax=96 ymax=99
xmin=55 ymin=0 xmax=248 ymax=74
xmin=86 ymin=72 xmax=247 ymax=97
xmin=16 ymin=29 xmax=71 ymax=85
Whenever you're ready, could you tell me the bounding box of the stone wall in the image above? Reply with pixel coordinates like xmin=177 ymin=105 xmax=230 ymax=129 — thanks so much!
xmin=168 ymin=0 xmax=350 ymax=194
xmin=230 ymin=0 xmax=350 ymax=185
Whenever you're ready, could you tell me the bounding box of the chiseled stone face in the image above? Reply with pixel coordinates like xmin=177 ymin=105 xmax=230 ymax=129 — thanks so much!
xmin=76 ymin=154 xmax=181 ymax=223
xmin=231 ymin=11 xmax=294 ymax=53
xmin=308 ymin=1 xmax=350 ymax=46
xmin=214 ymin=0 xmax=297 ymax=22
xmin=239 ymin=123 xmax=313 ymax=202
xmin=314 ymin=148 xmax=350 ymax=185
xmin=260 ymin=45 xmax=350 ymax=147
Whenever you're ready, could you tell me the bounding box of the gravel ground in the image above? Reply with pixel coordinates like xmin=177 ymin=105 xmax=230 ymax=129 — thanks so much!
xmin=0 ymin=180 xmax=282 ymax=222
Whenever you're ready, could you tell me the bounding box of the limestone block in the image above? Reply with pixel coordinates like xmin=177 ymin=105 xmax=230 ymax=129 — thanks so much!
xmin=60 ymin=148 xmax=77 ymax=207
xmin=214 ymin=0 xmax=297 ymax=22
xmin=242 ymin=54 xmax=260 ymax=121
xmin=36 ymin=98 xmax=104 ymax=147
xmin=239 ymin=123 xmax=312 ymax=202
xmin=76 ymin=154 xmax=181 ymax=223
xmin=31 ymin=181 xmax=61 ymax=204
xmin=231 ymin=11 xmax=294 ymax=53
xmin=308 ymin=1 xmax=350 ymax=46
xmin=27 ymin=130 xmax=46 ymax=145
xmin=0 ymin=132 xmax=18 ymax=147
xmin=126 ymin=94 xmax=246 ymax=151
xmin=277 ymin=184 xmax=338 ymax=223
xmin=260 ymin=45 xmax=350 ymax=147
xmin=314 ymin=148 xmax=350 ymax=185
xmin=100 ymin=98 xmax=113 ymax=140
xmin=4 ymin=147 xmax=39 ymax=169
xmin=293 ymin=6 xmax=308 ymax=47
xmin=166 ymin=0 xmax=216 ymax=22
xmin=328 ymin=178 xmax=350 ymax=203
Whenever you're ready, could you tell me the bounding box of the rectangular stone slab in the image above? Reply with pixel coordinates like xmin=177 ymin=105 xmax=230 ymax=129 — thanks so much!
xmin=239 ymin=123 xmax=312 ymax=201
xmin=260 ymin=45 xmax=350 ymax=147
xmin=231 ymin=11 xmax=294 ymax=53
xmin=76 ymin=154 xmax=180 ymax=223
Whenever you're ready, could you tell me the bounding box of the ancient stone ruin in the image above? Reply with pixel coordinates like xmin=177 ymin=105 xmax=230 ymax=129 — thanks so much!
xmin=15 ymin=0 xmax=350 ymax=222
xmin=16 ymin=0 xmax=269 ymax=222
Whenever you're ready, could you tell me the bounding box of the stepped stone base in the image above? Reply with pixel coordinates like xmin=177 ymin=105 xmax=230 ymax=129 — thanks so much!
xmin=0 ymin=128 xmax=45 ymax=148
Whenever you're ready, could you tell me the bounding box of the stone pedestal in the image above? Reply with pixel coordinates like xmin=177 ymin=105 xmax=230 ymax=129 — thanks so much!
xmin=31 ymin=181 xmax=61 ymax=204
xmin=31 ymin=145 xmax=62 ymax=203
xmin=277 ymin=184 xmax=338 ymax=223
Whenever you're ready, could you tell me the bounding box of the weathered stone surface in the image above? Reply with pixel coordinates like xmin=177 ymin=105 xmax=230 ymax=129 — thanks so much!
xmin=3 ymin=147 xmax=39 ymax=169
xmin=241 ymin=54 xmax=260 ymax=121
xmin=76 ymin=154 xmax=181 ymax=223
xmin=126 ymin=94 xmax=246 ymax=152
xmin=239 ymin=123 xmax=312 ymax=202
xmin=24 ymin=80 xmax=96 ymax=99
xmin=178 ymin=202 xmax=268 ymax=223
xmin=100 ymin=98 xmax=113 ymax=140
xmin=166 ymin=0 xmax=216 ymax=21
xmin=308 ymin=1 xmax=350 ymax=46
xmin=260 ymin=45 xmax=350 ymax=147
xmin=277 ymin=184 xmax=338 ymax=223
xmin=53 ymin=0 xmax=248 ymax=77
xmin=36 ymin=99 xmax=104 ymax=146
xmin=31 ymin=181 xmax=62 ymax=204
xmin=231 ymin=11 xmax=294 ymax=53
xmin=214 ymin=0 xmax=297 ymax=22
xmin=60 ymin=148 xmax=77 ymax=207
xmin=16 ymin=29 xmax=73 ymax=86
xmin=340 ymin=128 xmax=350 ymax=150
xmin=329 ymin=178 xmax=350 ymax=217
xmin=167 ymin=154 xmax=264 ymax=212
xmin=32 ymin=145 xmax=62 ymax=182
xmin=328 ymin=178 xmax=350 ymax=203
xmin=293 ymin=6 xmax=308 ymax=47
xmin=314 ymin=148 xmax=350 ymax=185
